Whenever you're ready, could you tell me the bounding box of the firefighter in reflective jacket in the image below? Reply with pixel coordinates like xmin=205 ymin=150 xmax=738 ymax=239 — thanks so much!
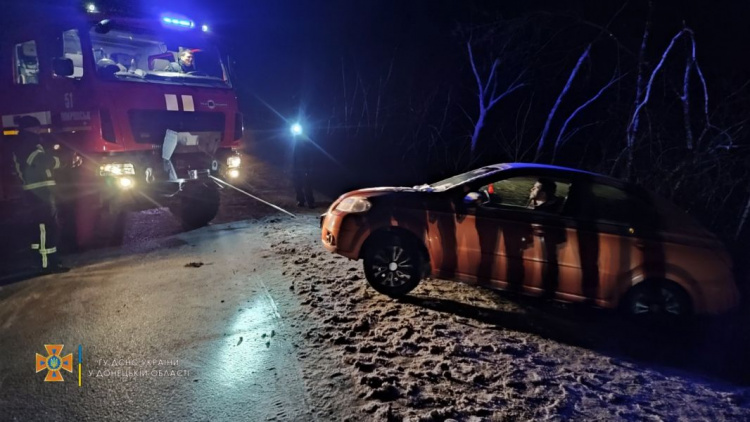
xmin=11 ymin=116 xmax=69 ymax=273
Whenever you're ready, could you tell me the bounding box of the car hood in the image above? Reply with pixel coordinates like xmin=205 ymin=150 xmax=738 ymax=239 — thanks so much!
xmin=329 ymin=186 xmax=430 ymax=210
xmin=348 ymin=186 xmax=427 ymax=196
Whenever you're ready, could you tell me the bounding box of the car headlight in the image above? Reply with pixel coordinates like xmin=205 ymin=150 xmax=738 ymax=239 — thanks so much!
xmin=227 ymin=156 xmax=241 ymax=168
xmin=335 ymin=196 xmax=371 ymax=213
xmin=100 ymin=163 xmax=135 ymax=176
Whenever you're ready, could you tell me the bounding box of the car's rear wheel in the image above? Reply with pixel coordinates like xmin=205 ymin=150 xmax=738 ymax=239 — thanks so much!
xmin=363 ymin=234 xmax=423 ymax=297
xmin=622 ymin=280 xmax=693 ymax=323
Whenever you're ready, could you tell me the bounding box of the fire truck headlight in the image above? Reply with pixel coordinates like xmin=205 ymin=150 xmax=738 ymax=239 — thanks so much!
xmin=100 ymin=163 xmax=135 ymax=176
xmin=227 ymin=169 xmax=240 ymax=179
xmin=118 ymin=177 xmax=134 ymax=189
xmin=227 ymin=156 xmax=241 ymax=168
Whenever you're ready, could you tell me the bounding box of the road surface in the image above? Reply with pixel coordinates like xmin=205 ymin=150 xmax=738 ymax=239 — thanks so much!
xmin=0 ymin=209 xmax=351 ymax=421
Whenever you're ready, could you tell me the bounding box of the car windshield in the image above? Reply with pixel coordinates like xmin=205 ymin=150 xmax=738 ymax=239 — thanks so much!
xmin=88 ymin=24 xmax=230 ymax=88
xmin=428 ymin=164 xmax=509 ymax=191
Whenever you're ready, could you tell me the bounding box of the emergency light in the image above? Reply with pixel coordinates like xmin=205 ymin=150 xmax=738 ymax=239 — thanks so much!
xmin=161 ymin=15 xmax=195 ymax=29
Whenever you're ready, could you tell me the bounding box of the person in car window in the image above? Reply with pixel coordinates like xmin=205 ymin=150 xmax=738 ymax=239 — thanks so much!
xmin=165 ymin=49 xmax=194 ymax=73
xmin=528 ymin=178 xmax=562 ymax=212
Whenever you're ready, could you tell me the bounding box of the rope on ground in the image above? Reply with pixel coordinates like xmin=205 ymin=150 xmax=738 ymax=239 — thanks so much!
xmin=209 ymin=175 xmax=297 ymax=218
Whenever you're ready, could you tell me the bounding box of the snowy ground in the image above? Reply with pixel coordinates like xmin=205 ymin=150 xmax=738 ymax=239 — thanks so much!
xmin=3 ymin=141 xmax=750 ymax=421
xmin=269 ymin=213 xmax=750 ymax=422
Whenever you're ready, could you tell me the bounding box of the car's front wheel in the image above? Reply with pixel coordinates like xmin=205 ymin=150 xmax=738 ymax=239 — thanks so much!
xmin=363 ymin=234 xmax=423 ymax=297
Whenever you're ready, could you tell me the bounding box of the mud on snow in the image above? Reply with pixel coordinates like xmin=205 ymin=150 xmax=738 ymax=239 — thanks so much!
xmin=267 ymin=213 xmax=750 ymax=422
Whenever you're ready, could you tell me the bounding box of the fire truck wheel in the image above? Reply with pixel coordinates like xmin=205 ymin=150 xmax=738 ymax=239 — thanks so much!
xmin=178 ymin=182 xmax=220 ymax=230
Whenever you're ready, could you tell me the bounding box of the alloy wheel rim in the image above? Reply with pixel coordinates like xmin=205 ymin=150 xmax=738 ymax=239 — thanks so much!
xmin=632 ymin=287 xmax=683 ymax=316
xmin=370 ymin=245 xmax=414 ymax=287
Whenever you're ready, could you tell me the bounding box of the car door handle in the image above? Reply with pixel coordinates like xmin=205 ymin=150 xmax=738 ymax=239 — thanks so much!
xmin=519 ymin=236 xmax=533 ymax=250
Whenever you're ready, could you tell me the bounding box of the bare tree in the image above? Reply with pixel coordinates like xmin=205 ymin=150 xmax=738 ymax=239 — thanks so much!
xmin=623 ymin=0 xmax=653 ymax=181
xmin=467 ymin=41 xmax=525 ymax=158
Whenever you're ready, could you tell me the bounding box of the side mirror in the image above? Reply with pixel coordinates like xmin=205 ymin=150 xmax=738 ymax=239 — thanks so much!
xmin=94 ymin=19 xmax=112 ymax=34
xmin=463 ymin=191 xmax=492 ymax=206
xmin=463 ymin=192 xmax=481 ymax=206
xmin=52 ymin=58 xmax=74 ymax=77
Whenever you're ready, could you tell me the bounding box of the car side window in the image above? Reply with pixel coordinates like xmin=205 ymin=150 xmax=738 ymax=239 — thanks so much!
xmin=582 ymin=183 xmax=656 ymax=226
xmin=477 ymin=175 xmax=571 ymax=214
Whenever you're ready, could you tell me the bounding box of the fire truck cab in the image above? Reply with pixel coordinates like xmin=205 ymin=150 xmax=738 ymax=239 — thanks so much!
xmin=0 ymin=7 xmax=243 ymax=247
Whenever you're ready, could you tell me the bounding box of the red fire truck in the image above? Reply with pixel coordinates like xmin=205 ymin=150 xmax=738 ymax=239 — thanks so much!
xmin=0 ymin=6 xmax=243 ymax=247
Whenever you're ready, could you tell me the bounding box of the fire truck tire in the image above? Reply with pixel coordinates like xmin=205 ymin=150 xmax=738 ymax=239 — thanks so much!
xmin=178 ymin=182 xmax=220 ymax=230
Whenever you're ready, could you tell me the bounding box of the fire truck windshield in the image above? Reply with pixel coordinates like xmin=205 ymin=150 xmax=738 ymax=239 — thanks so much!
xmin=88 ymin=25 xmax=230 ymax=88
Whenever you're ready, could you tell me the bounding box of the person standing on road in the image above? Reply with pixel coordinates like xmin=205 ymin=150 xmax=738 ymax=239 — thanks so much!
xmin=10 ymin=116 xmax=73 ymax=273
xmin=292 ymin=125 xmax=315 ymax=208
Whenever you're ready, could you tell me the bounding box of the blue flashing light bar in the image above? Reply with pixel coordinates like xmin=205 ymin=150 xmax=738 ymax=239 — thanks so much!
xmin=161 ymin=15 xmax=195 ymax=29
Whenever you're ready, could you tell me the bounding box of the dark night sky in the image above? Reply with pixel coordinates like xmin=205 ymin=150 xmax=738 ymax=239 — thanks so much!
xmin=4 ymin=0 xmax=749 ymax=128
xmin=3 ymin=0 xmax=750 ymax=237
xmin=197 ymin=0 xmax=750 ymax=129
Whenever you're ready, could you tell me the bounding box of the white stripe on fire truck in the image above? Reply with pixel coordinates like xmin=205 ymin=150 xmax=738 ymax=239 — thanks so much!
xmin=165 ymin=94 xmax=179 ymax=111
xmin=1 ymin=111 xmax=52 ymax=128
xmin=181 ymin=95 xmax=195 ymax=112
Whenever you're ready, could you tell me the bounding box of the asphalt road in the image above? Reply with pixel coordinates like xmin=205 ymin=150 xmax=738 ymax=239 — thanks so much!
xmin=0 ymin=209 xmax=321 ymax=421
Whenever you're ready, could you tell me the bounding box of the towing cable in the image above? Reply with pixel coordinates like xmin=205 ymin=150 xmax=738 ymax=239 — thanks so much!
xmin=209 ymin=175 xmax=296 ymax=218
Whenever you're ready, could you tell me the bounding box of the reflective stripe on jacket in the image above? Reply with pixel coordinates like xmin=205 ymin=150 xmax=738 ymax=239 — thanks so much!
xmin=11 ymin=132 xmax=59 ymax=191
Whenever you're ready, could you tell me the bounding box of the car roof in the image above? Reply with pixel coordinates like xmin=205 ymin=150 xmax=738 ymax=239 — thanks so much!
xmin=480 ymin=162 xmax=625 ymax=186
xmin=501 ymin=162 xmax=598 ymax=175
xmin=438 ymin=163 xmax=708 ymax=237
xmin=431 ymin=162 xmax=633 ymax=194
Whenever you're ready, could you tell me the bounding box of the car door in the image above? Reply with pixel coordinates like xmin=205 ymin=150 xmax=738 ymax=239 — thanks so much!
xmin=487 ymin=175 xmax=581 ymax=297
xmin=426 ymin=178 xmax=529 ymax=288
xmin=564 ymin=181 xmax=660 ymax=306
xmin=451 ymin=173 xmax=582 ymax=297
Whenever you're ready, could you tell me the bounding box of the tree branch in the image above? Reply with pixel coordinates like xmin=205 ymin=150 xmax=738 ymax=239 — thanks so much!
xmin=553 ymin=72 xmax=626 ymax=161
xmin=467 ymin=42 xmax=485 ymax=104
xmin=535 ymin=44 xmax=591 ymax=161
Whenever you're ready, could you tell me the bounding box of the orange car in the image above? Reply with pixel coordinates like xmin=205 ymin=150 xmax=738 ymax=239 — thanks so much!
xmin=320 ymin=163 xmax=740 ymax=318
